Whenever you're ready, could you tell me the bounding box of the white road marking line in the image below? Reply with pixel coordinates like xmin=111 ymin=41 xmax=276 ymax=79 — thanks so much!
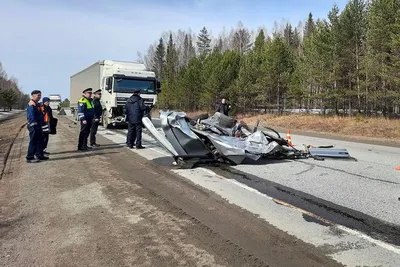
xmin=337 ymin=225 xmax=400 ymax=254
xmin=226 ymin=174 xmax=400 ymax=254
xmin=196 ymin=164 xmax=400 ymax=254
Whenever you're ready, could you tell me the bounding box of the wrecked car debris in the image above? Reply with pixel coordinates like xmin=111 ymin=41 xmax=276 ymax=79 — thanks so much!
xmin=142 ymin=111 xmax=354 ymax=168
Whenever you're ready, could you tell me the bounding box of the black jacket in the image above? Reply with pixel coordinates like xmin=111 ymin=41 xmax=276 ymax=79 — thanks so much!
xmin=125 ymin=95 xmax=148 ymax=124
xmin=216 ymin=103 xmax=230 ymax=116
xmin=93 ymin=98 xmax=103 ymax=118
xmin=44 ymin=105 xmax=53 ymax=120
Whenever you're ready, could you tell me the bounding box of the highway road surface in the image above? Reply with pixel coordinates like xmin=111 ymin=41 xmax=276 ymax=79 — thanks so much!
xmin=97 ymin=117 xmax=400 ymax=266
xmin=0 ymin=110 xmax=23 ymax=122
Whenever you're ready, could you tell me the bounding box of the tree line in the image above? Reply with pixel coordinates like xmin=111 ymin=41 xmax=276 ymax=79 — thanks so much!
xmin=140 ymin=0 xmax=400 ymax=117
xmin=0 ymin=61 xmax=29 ymax=111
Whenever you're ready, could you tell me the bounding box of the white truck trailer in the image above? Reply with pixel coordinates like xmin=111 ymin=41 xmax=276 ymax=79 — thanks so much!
xmin=70 ymin=60 xmax=161 ymax=128
xmin=48 ymin=94 xmax=61 ymax=110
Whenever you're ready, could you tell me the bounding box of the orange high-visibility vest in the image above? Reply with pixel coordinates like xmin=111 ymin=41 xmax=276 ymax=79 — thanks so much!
xmin=40 ymin=105 xmax=49 ymax=123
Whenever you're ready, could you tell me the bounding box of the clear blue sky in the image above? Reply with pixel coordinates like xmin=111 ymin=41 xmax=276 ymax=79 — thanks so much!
xmin=0 ymin=0 xmax=348 ymax=100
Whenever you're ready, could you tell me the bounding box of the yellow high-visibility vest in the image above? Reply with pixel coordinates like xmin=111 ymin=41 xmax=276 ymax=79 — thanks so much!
xmin=78 ymin=97 xmax=94 ymax=109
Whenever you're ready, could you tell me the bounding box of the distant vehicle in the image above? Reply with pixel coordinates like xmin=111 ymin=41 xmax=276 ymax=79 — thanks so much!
xmin=48 ymin=94 xmax=61 ymax=110
xmin=69 ymin=60 xmax=161 ymax=128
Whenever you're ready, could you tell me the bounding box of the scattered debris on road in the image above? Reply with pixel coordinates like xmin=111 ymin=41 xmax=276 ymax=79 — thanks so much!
xmin=144 ymin=111 xmax=354 ymax=168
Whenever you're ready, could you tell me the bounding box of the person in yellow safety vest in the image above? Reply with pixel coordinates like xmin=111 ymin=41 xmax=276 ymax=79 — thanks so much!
xmin=77 ymin=88 xmax=95 ymax=151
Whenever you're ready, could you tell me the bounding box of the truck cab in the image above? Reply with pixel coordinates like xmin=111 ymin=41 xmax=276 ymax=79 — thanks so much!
xmin=70 ymin=60 xmax=161 ymax=129
xmin=48 ymin=94 xmax=62 ymax=110
xmin=102 ymin=74 xmax=161 ymax=128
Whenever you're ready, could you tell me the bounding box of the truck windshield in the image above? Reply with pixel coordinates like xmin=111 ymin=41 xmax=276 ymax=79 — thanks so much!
xmin=113 ymin=78 xmax=156 ymax=94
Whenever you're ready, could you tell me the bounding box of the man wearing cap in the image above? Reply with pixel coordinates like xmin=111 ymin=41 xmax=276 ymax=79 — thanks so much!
xmin=77 ymin=88 xmax=95 ymax=151
xmin=124 ymin=89 xmax=148 ymax=149
xmin=26 ymin=90 xmax=49 ymax=163
xmin=90 ymin=89 xmax=103 ymax=147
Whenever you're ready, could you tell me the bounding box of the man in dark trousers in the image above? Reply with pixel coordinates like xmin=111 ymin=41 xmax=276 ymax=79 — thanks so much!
xmin=90 ymin=89 xmax=103 ymax=147
xmin=26 ymin=90 xmax=49 ymax=163
xmin=77 ymin=88 xmax=95 ymax=151
xmin=125 ymin=89 xmax=148 ymax=149
xmin=216 ymin=98 xmax=231 ymax=116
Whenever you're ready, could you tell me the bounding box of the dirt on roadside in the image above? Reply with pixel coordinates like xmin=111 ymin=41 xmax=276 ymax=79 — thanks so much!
xmin=0 ymin=114 xmax=26 ymax=178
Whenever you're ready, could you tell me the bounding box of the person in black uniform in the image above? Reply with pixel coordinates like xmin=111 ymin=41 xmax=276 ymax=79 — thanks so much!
xmin=125 ymin=89 xmax=148 ymax=149
xmin=90 ymin=89 xmax=103 ymax=147
xmin=77 ymin=88 xmax=95 ymax=151
xmin=26 ymin=90 xmax=48 ymax=163
xmin=215 ymin=98 xmax=231 ymax=116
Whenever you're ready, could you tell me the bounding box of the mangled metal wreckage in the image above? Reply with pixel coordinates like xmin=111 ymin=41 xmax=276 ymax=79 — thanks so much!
xmin=142 ymin=111 xmax=353 ymax=168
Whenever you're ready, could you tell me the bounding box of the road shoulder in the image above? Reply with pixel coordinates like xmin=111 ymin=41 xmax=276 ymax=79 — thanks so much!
xmin=0 ymin=116 xmax=343 ymax=267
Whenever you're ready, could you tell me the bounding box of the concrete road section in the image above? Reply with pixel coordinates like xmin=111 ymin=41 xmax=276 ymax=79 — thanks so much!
xmin=0 ymin=116 xmax=346 ymax=267
xmin=231 ymin=131 xmax=400 ymax=223
xmin=96 ymin=117 xmax=400 ymax=267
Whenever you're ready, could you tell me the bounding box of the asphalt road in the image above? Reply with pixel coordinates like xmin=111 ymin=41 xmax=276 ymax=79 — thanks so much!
xmin=232 ymin=132 xmax=400 ymax=225
xmin=0 ymin=116 xmax=345 ymax=267
xmin=151 ymin=117 xmax=400 ymax=225
xmin=100 ymin=116 xmax=400 ymax=266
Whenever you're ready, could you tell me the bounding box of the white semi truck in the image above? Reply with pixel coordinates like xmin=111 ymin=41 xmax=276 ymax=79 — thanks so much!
xmin=70 ymin=60 xmax=161 ymax=128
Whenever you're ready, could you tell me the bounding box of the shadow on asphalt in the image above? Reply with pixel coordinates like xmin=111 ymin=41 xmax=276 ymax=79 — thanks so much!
xmin=241 ymin=158 xmax=293 ymax=165
xmin=49 ymin=144 xmax=125 ymax=155
xmin=48 ymin=151 xmax=120 ymax=161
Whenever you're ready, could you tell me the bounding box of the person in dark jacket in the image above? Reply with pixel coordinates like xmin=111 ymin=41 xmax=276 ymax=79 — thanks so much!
xmin=90 ymin=89 xmax=103 ymax=147
xmin=77 ymin=88 xmax=95 ymax=151
xmin=125 ymin=89 xmax=148 ymax=149
xmin=39 ymin=97 xmax=54 ymax=155
xmin=216 ymin=98 xmax=231 ymax=116
xmin=26 ymin=90 xmax=48 ymax=163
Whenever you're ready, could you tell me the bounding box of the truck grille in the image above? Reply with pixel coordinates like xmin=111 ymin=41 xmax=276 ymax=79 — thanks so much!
xmin=115 ymin=97 xmax=154 ymax=106
xmin=142 ymin=98 xmax=154 ymax=105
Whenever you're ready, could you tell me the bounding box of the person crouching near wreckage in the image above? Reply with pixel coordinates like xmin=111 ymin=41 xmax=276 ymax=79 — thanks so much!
xmin=26 ymin=90 xmax=49 ymax=163
xmin=77 ymin=88 xmax=95 ymax=151
xmin=125 ymin=88 xmax=147 ymax=149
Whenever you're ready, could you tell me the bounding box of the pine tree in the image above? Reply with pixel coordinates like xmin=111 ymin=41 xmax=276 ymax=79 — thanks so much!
xmin=254 ymin=29 xmax=265 ymax=53
xmin=182 ymin=34 xmax=195 ymax=67
xmin=197 ymin=27 xmax=212 ymax=56
xmin=292 ymin=27 xmax=301 ymax=53
xmin=188 ymin=35 xmax=196 ymax=58
xmin=283 ymin=23 xmax=294 ymax=46
xmin=263 ymin=37 xmax=295 ymax=112
xmin=180 ymin=57 xmax=204 ymax=110
xmin=158 ymin=34 xmax=179 ymax=109
xmin=340 ymin=0 xmax=368 ymax=112
xmin=152 ymin=38 xmax=166 ymax=80
xmin=230 ymin=23 xmax=252 ymax=54
xmin=165 ymin=33 xmax=178 ymax=80
xmin=367 ymin=0 xmax=400 ymax=115
xmin=214 ymin=37 xmax=224 ymax=52
xmin=304 ymin=12 xmax=315 ymax=38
